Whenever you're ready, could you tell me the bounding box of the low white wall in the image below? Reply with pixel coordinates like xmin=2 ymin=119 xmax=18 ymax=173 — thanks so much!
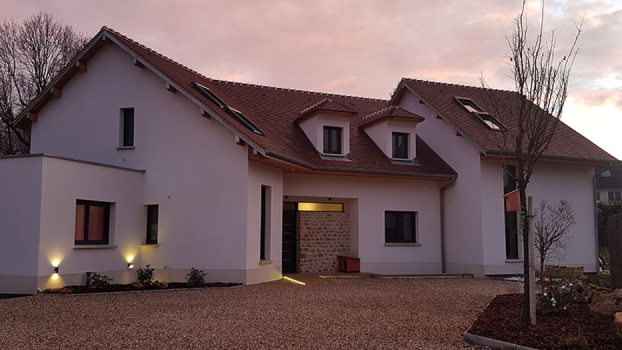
xmin=0 ymin=156 xmax=43 ymax=294
xmin=284 ymin=173 xmax=444 ymax=274
xmin=37 ymin=156 xmax=145 ymax=291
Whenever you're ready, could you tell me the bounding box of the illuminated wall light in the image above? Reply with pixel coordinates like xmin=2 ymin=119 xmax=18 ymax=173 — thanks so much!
xmin=127 ymin=262 xmax=134 ymax=269
xmin=282 ymin=276 xmax=306 ymax=285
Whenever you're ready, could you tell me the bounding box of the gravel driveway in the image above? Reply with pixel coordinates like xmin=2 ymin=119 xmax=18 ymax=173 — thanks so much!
xmin=0 ymin=276 xmax=520 ymax=350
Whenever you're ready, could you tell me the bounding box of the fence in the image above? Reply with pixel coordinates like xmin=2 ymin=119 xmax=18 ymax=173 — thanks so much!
xmin=607 ymin=213 xmax=621 ymax=289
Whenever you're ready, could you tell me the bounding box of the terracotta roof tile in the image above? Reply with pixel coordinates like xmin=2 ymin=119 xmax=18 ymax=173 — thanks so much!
xmin=358 ymin=105 xmax=425 ymax=128
xmin=104 ymin=28 xmax=457 ymax=178
xmin=399 ymin=78 xmax=616 ymax=162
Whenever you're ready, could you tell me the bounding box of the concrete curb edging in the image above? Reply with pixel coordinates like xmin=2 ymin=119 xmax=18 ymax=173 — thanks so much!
xmin=463 ymin=331 xmax=539 ymax=350
xmin=38 ymin=284 xmax=245 ymax=297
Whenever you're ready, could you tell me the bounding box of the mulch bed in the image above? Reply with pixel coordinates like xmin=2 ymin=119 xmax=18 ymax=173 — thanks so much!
xmin=468 ymin=294 xmax=621 ymax=350
xmin=42 ymin=282 xmax=241 ymax=294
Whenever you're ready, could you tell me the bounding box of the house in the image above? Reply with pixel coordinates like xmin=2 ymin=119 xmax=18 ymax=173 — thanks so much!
xmin=596 ymin=165 xmax=622 ymax=204
xmin=0 ymin=27 xmax=617 ymax=294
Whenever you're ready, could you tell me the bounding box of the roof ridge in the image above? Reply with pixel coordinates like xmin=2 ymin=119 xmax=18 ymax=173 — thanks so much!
xmin=299 ymin=98 xmax=330 ymax=115
xmin=210 ymin=78 xmax=387 ymax=102
xmin=402 ymin=77 xmax=518 ymax=94
xmin=102 ymin=27 xmax=387 ymax=103
xmin=102 ymin=26 xmax=215 ymax=84
xmin=362 ymin=105 xmax=396 ymax=120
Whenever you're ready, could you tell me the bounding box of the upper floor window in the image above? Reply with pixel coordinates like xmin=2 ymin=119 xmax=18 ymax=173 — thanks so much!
xmin=75 ymin=200 xmax=110 ymax=245
xmin=601 ymin=170 xmax=612 ymax=178
xmin=392 ymin=132 xmax=409 ymax=159
xmin=323 ymin=126 xmax=342 ymax=154
xmin=120 ymin=108 xmax=134 ymax=147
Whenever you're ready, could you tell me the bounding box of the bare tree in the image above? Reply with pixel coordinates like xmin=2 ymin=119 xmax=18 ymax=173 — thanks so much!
xmin=0 ymin=12 xmax=88 ymax=155
xmin=482 ymin=0 xmax=581 ymax=325
xmin=534 ymin=199 xmax=575 ymax=274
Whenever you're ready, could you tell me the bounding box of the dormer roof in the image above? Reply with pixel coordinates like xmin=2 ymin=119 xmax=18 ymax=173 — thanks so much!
xmin=295 ymin=98 xmax=358 ymax=123
xmin=358 ymin=106 xmax=425 ymax=129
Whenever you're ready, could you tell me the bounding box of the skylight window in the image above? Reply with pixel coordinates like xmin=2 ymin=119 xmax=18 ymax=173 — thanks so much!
xmin=455 ymin=97 xmax=484 ymax=113
xmin=474 ymin=112 xmax=506 ymax=132
xmin=192 ymin=81 xmax=265 ymax=136
xmin=454 ymin=96 xmax=506 ymax=132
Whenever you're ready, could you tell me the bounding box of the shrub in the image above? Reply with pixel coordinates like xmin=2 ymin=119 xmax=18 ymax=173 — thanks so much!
xmin=135 ymin=264 xmax=155 ymax=285
xmin=536 ymin=270 xmax=577 ymax=315
xmin=89 ymin=272 xmax=113 ymax=289
xmin=558 ymin=328 xmax=588 ymax=349
xmin=186 ymin=267 xmax=208 ymax=285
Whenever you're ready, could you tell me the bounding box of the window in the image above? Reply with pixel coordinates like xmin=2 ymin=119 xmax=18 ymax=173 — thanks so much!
xmin=455 ymin=97 xmax=485 ymax=113
xmin=601 ymin=170 xmax=612 ymax=178
xmin=146 ymin=205 xmax=159 ymax=244
xmin=608 ymin=191 xmax=621 ymax=202
xmin=392 ymin=132 xmax=409 ymax=159
xmin=75 ymin=200 xmax=110 ymax=245
xmin=323 ymin=126 xmax=342 ymax=154
xmin=454 ymin=97 xmax=506 ymax=132
xmin=121 ymin=108 xmax=134 ymax=147
xmin=504 ymin=166 xmax=519 ymax=259
xmin=385 ymin=211 xmax=416 ymax=243
xmin=260 ymin=186 xmax=269 ymax=260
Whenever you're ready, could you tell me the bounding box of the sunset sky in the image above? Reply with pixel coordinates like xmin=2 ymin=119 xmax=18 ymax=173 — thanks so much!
xmin=5 ymin=0 xmax=621 ymax=158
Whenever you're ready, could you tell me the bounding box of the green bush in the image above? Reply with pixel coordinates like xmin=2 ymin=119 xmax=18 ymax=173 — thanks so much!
xmin=185 ymin=267 xmax=208 ymax=285
xmin=135 ymin=264 xmax=155 ymax=285
xmin=89 ymin=272 xmax=113 ymax=289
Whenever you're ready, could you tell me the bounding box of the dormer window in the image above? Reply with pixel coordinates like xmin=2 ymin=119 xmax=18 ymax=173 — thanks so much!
xmin=392 ymin=132 xmax=409 ymax=159
xmin=323 ymin=126 xmax=342 ymax=155
xmin=454 ymin=96 xmax=506 ymax=132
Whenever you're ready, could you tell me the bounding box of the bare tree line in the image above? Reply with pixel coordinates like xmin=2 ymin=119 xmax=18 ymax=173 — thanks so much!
xmin=0 ymin=12 xmax=87 ymax=155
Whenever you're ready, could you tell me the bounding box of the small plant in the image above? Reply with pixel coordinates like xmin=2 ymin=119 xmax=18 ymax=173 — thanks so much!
xmin=135 ymin=264 xmax=155 ymax=285
xmin=536 ymin=270 xmax=577 ymax=315
xmin=558 ymin=328 xmax=588 ymax=349
xmin=89 ymin=272 xmax=113 ymax=289
xmin=186 ymin=267 xmax=208 ymax=285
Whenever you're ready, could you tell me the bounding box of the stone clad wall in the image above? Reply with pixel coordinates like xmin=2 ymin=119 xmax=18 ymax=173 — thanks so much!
xmin=297 ymin=212 xmax=350 ymax=273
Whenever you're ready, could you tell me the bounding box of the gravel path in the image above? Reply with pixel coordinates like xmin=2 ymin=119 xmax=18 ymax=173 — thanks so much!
xmin=0 ymin=276 xmax=521 ymax=350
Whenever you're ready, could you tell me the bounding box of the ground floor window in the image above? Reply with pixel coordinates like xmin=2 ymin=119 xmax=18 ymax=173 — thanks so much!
xmin=504 ymin=165 xmax=519 ymax=259
xmin=146 ymin=205 xmax=159 ymax=244
xmin=385 ymin=211 xmax=416 ymax=243
xmin=260 ymin=186 xmax=271 ymax=260
xmin=75 ymin=200 xmax=110 ymax=245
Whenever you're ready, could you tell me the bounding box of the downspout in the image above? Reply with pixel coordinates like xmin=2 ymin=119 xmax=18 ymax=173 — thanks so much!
xmin=440 ymin=178 xmax=456 ymax=274
xmin=593 ymin=166 xmax=608 ymax=274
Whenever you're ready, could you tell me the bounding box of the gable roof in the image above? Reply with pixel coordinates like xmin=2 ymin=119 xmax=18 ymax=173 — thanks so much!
xmin=392 ymin=78 xmax=617 ymax=163
xmin=15 ymin=27 xmax=456 ymax=179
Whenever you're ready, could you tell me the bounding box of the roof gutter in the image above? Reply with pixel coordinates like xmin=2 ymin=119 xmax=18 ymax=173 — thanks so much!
xmin=484 ymin=149 xmax=619 ymax=165
xmin=440 ymin=178 xmax=456 ymax=273
xmin=264 ymin=149 xmax=457 ymax=179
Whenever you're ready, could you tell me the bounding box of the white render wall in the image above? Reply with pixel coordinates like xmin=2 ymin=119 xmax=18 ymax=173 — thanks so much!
xmin=480 ymin=159 xmax=598 ymax=274
xmin=25 ymin=43 xmax=265 ymax=286
xmin=0 ymin=156 xmax=43 ymax=294
xmin=38 ymin=156 xmax=145 ymax=290
xmin=284 ymin=173 xmax=444 ymax=274
xmin=399 ymin=91 xmax=486 ymax=276
xmin=245 ymin=162 xmax=284 ymax=284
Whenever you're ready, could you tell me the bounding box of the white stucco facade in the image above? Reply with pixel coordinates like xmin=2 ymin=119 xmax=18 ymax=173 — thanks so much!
xmin=399 ymin=88 xmax=600 ymax=276
xmin=0 ymin=33 xmax=605 ymax=294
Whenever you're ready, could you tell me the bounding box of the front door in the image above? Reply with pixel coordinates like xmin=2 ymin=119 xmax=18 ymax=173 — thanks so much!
xmin=282 ymin=203 xmax=297 ymax=273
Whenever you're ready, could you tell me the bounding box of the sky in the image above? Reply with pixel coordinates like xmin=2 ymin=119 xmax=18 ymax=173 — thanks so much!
xmin=4 ymin=0 xmax=621 ymax=159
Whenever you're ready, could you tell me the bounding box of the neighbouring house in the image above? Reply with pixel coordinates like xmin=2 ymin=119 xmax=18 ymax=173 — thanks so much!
xmin=596 ymin=165 xmax=622 ymax=205
xmin=0 ymin=27 xmax=618 ymax=294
